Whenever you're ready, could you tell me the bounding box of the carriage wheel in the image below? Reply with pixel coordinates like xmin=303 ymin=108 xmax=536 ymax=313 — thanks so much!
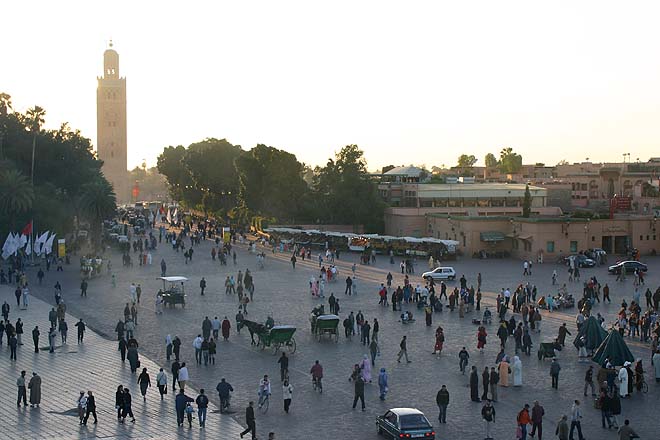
xmin=285 ymin=337 xmax=296 ymax=354
xmin=641 ymin=381 xmax=648 ymax=394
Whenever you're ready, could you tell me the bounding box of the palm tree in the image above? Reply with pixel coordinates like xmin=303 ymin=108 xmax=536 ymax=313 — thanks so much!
xmin=0 ymin=93 xmax=12 ymax=161
xmin=25 ymin=105 xmax=46 ymax=185
xmin=79 ymin=179 xmax=116 ymax=249
xmin=0 ymin=169 xmax=35 ymax=229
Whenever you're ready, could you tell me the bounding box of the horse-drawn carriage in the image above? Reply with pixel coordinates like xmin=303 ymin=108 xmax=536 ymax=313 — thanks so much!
xmin=242 ymin=319 xmax=297 ymax=354
xmin=313 ymin=314 xmax=340 ymax=342
xmin=80 ymin=257 xmax=103 ymax=279
xmin=159 ymin=276 xmax=187 ymax=308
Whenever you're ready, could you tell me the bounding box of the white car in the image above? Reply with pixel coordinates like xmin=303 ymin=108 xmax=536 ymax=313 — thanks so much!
xmin=422 ymin=267 xmax=456 ymax=281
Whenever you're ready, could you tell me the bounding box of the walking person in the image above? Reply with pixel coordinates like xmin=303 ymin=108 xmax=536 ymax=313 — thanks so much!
xmin=77 ymin=391 xmax=87 ymax=424
xmin=278 ymin=352 xmax=289 ymax=382
xmin=115 ymin=385 xmax=124 ymax=421
xmin=137 ymin=368 xmax=151 ymax=401
xmin=530 ymin=400 xmax=544 ymax=439
xmin=121 ymin=388 xmax=135 ymax=423
xmin=156 ymin=368 xmax=168 ymax=400
xmin=550 ymin=358 xmax=561 ymax=389
xmin=470 ymin=366 xmax=480 ymax=402
xmin=196 ymin=389 xmax=209 ymax=428
xmin=177 ymin=363 xmax=189 ymax=390
xmin=481 ymin=400 xmax=496 ymax=440
xmin=83 ymin=391 xmax=97 ymax=425
xmin=32 ymin=325 xmax=41 ymax=353
xmin=556 ymin=415 xmax=569 ymax=440
xmin=352 ymin=375 xmax=366 ymax=411
xmin=569 ymin=400 xmax=585 ymax=440
xmin=283 ymin=379 xmax=293 ymax=413
xmin=75 ymin=319 xmax=86 ymax=344
xmin=28 ymin=372 xmax=42 ymax=407
xmin=397 ymin=335 xmax=411 ymax=363
xmin=436 ymin=385 xmax=449 ymax=423
xmin=175 ymin=389 xmax=194 ymax=427
xmin=517 ymin=403 xmax=531 ymax=440
xmin=240 ymin=401 xmax=257 ymax=439
xmin=9 ymin=333 xmax=17 ymax=361
xmin=17 ymin=370 xmax=27 ymax=407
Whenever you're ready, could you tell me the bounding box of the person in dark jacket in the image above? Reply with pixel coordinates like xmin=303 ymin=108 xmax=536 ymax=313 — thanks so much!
xmin=32 ymin=326 xmax=39 ymax=353
xmin=216 ymin=378 xmax=233 ymax=413
xmin=481 ymin=367 xmax=489 ymax=400
xmin=239 ymin=401 xmax=256 ymax=439
xmin=83 ymin=391 xmax=97 ymax=425
xmin=436 ymin=385 xmax=449 ymax=423
xmin=119 ymin=338 xmax=127 ymax=362
xmin=352 ymin=376 xmax=366 ymax=410
xmin=470 ymin=366 xmax=481 ymax=402
xmin=127 ymin=346 xmax=139 ymax=373
xmin=121 ymin=388 xmax=135 ymax=423
xmin=530 ymin=400 xmax=544 ymax=439
xmin=196 ymin=389 xmax=209 ymax=428
xmin=175 ymin=389 xmax=194 ymax=427
xmin=137 ymin=368 xmax=151 ymax=401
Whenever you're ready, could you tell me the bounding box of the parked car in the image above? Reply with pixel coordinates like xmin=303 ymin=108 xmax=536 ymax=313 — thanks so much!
xmin=585 ymin=248 xmax=607 ymax=262
xmin=608 ymin=261 xmax=648 ymax=274
xmin=376 ymin=408 xmax=435 ymax=439
xmin=422 ymin=267 xmax=456 ymax=281
xmin=563 ymin=254 xmax=596 ymax=268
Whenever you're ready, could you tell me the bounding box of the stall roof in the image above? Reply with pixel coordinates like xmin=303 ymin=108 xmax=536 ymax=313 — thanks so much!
xmin=159 ymin=276 xmax=189 ymax=282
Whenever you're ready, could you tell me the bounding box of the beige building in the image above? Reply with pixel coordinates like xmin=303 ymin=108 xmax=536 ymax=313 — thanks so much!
xmin=382 ymin=183 xmax=561 ymax=237
xmin=97 ymin=41 xmax=128 ymax=202
xmin=426 ymin=214 xmax=659 ymax=259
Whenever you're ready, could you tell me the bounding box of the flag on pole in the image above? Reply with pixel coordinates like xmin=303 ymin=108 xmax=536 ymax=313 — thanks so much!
xmin=25 ymin=237 xmax=32 ymax=255
xmin=166 ymin=208 xmax=172 ymax=224
xmin=34 ymin=231 xmax=49 ymax=256
xmin=19 ymin=234 xmax=27 ymax=249
xmin=43 ymin=233 xmax=56 ymax=255
xmin=172 ymin=208 xmax=178 ymax=224
xmin=1 ymin=233 xmax=13 ymax=260
xmin=21 ymin=221 xmax=33 ymax=236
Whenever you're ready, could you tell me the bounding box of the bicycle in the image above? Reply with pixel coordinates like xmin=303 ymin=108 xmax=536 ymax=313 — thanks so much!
xmin=257 ymin=393 xmax=270 ymax=414
xmin=637 ymin=377 xmax=648 ymax=394
xmin=312 ymin=376 xmax=323 ymax=393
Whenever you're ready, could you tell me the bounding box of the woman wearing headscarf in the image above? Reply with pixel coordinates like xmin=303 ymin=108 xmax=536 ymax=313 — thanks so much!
xmin=360 ymin=354 xmax=372 ymax=383
xmin=498 ymin=356 xmax=511 ymax=387
xmin=512 ymin=356 xmax=523 ymax=386
xmin=378 ymin=368 xmax=388 ymax=400
xmin=433 ymin=326 xmax=444 ymax=357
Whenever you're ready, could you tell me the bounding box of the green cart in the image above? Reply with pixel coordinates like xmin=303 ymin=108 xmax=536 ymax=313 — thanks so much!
xmin=314 ymin=314 xmax=340 ymax=342
xmin=257 ymin=325 xmax=297 ymax=354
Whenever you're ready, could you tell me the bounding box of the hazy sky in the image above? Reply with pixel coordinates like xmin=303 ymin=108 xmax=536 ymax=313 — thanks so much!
xmin=3 ymin=1 xmax=660 ymax=171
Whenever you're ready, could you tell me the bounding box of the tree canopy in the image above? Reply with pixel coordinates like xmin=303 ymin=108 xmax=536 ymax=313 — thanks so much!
xmin=457 ymin=154 xmax=477 ymax=173
xmin=499 ymin=147 xmax=523 ymax=174
xmin=0 ymin=92 xmax=115 ymax=238
xmin=484 ymin=153 xmax=498 ymax=168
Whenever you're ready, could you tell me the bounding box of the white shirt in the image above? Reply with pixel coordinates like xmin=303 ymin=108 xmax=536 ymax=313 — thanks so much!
xmin=178 ymin=367 xmax=189 ymax=381
xmin=193 ymin=336 xmax=203 ymax=350
xmin=283 ymin=384 xmax=293 ymax=400
xmin=212 ymin=319 xmax=221 ymax=330
xmin=259 ymin=379 xmax=271 ymax=395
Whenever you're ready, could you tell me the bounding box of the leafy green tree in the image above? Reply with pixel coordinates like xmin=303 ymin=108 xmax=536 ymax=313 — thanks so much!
xmin=235 ymin=144 xmax=307 ymax=222
xmin=457 ymin=154 xmax=477 ymax=173
xmin=522 ymin=184 xmax=532 ymax=217
xmin=157 ymin=145 xmax=199 ymax=204
xmin=499 ymin=147 xmax=523 ymax=174
xmin=0 ymin=169 xmax=34 ymax=229
xmin=79 ymin=179 xmax=116 ymax=249
xmin=310 ymin=145 xmax=384 ymax=232
xmin=484 ymin=153 xmax=498 ymax=168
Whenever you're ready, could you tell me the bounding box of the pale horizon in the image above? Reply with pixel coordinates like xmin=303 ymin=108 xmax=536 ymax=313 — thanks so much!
xmin=3 ymin=1 xmax=660 ymax=171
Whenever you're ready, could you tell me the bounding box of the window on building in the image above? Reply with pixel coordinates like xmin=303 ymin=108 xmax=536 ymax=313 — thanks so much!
xmin=639 ymin=235 xmax=643 ymax=241
xmin=646 ymin=235 xmax=650 ymax=241
xmin=591 ymin=236 xmax=595 ymax=242
xmin=546 ymin=241 xmax=555 ymax=253
xmin=491 ymin=199 xmax=504 ymax=207
xmin=570 ymin=241 xmax=578 ymax=252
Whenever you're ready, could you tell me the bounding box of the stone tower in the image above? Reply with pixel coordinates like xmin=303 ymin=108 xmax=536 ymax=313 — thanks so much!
xmin=97 ymin=41 xmax=127 ymax=202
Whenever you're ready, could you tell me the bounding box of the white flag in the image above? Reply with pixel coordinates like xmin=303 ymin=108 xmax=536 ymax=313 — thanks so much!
xmin=172 ymin=208 xmax=178 ymax=224
xmin=35 ymin=231 xmax=49 ymax=256
xmin=25 ymin=237 xmax=32 ymax=255
xmin=7 ymin=233 xmax=21 ymax=257
xmin=1 ymin=233 xmax=12 ymax=259
xmin=166 ymin=208 xmax=172 ymax=224
xmin=44 ymin=233 xmax=56 ymax=255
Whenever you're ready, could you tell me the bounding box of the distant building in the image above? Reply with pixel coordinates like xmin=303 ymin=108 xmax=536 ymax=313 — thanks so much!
xmin=97 ymin=41 xmax=128 ymax=202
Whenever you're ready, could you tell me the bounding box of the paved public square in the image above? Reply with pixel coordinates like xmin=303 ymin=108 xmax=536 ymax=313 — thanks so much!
xmin=11 ymin=229 xmax=660 ymax=440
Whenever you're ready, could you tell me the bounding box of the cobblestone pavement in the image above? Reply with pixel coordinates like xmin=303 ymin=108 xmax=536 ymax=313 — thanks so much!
xmin=18 ymin=230 xmax=660 ymax=440
xmin=0 ymin=286 xmax=244 ymax=439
